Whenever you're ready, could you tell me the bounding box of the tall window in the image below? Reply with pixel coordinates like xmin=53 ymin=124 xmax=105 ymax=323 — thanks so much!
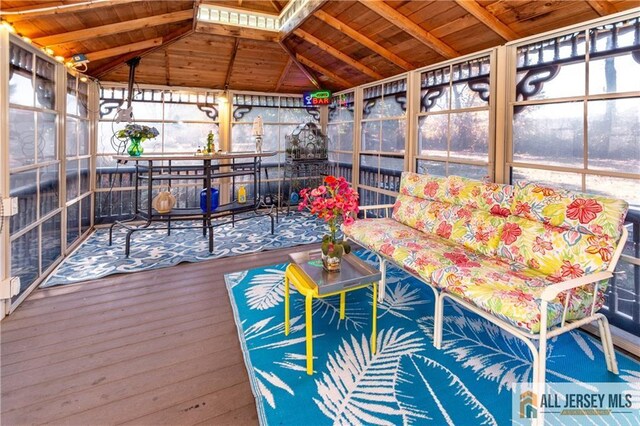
xmin=8 ymin=42 xmax=61 ymax=302
xmin=327 ymin=91 xmax=355 ymax=183
xmin=230 ymin=93 xmax=319 ymax=203
xmin=508 ymin=17 xmax=640 ymax=336
xmin=359 ymin=77 xmax=406 ymax=206
xmin=65 ymin=74 xmax=92 ymax=249
xmin=96 ymin=87 xmax=220 ymax=223
xmin=416 ymin=54 xmax=492 ymax=180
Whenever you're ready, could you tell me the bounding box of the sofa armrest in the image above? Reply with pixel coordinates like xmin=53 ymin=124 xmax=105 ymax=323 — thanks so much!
xmin=360 ymin=204 xmax=395 ymax=218
xmin=540 ymin=271 xmax=613 ymax=302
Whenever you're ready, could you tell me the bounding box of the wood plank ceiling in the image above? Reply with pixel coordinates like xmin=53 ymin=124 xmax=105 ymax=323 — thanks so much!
xmin=1 ymin=0 xmax=638 ymax=93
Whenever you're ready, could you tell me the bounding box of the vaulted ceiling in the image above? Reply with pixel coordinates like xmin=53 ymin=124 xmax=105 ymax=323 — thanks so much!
xmin=2 ymin=0 xmax=638 ymax=93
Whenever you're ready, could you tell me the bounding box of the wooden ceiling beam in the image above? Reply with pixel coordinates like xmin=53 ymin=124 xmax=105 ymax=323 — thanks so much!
xmin=270 ymin=1 xmax=283 ymax=13
xmin=313 ymin=9 xmax=414 ymax=71
xmin=33 ymin=9 xmax=193 ymax=46
xmin=293 ymin=29 xmax=384 ymax=80
xmin=73 ymin=37 xmax=163 ymax=62
xmin=92 ymin=25 xmax=193 ymax=78
xmin=278 ymin=40 xmax=320 ymax=89
xmin=280 ymin=0 xmax=327 ymax=37
xmin=357 ymin=0 xmax=459 ymax=59
xmin=296 ymin=54 xmax=353 ymax=88
xmin=224 ymin=38 xmax=241 ymax=90
xmin=454 ymin=0 xmax=520 ymax=41
xmin=587 ymin=1 xmax=618 ymax=16
xmin=275 ymin=58 xmax=293 ymax=91
xmin=1 ymin=0 xmax=144 ymax=22
xmin=195 ymin=22 xmax=279 ymax=42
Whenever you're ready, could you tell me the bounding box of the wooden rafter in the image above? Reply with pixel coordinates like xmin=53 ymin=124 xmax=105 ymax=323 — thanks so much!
xmin=358 ymin=0 xmax=459 ymax=59
xmin=587 ymin=1 xmax=618 ymax=16
xmin=313 ymin=10 xmax=414 ymax=71
xmin=33 ymin=9 xmax=193 ymax=46
xmin=92 ymin=25 xmax=193 ymax=78
xmin=293 ymin=29 xmax=384 ymax=80
xmin=278 ymin=40 xmax=320 ymax=89
xmin=73 ymin=37 xmax=163 ymax=62
xmin=224 ymin=38 xmax=241 ymax=90
xmin=1 ymin=0 xmax=144 ymax=22
xmin=454 ymin=0 xmax=520 ymax=41
xmin=270 ymin=1 xmax=282 ymax=13
xmin=164 ymin=50 xmax=171 ymax=86
xmin=275 ymin=58 xmax=293 ymax=91
xmin=195 ymin=22 xmax=279 ymax=42
xmin=280 ymin=0 xmax=327 ymax=37
xmin=296 ymin=54 xmax=353 ymax=88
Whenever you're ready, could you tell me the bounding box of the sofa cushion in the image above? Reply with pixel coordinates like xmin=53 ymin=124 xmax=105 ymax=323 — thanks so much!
xmin=510 ymin=181 xmax=628 ymax=240
xmin=496 ymin=215 xmax=615 ymax=280
xmin=433 ymin=256 xmax=603 ymax=333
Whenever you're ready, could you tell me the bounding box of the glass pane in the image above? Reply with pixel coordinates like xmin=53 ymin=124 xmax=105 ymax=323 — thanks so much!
xmin=231 ymin=123 xmax=252 ymax=152
xmin=164 ymin=122 xmax=217 ymax=153
xmin=9 ymin=108 xmax=35 ymax=168
xmin=420 ymin=66 xmax=450 ymax=112
xmin=511 ymin=167 xmax=582 ymax=191
xmin=361 ymin=121 xmax=380 ymax=152
xmin=35 ymin=57 xmax=56 ymax=110
xmin=132 ymin=100 xmax=163 ymax=120
xmin=78 ymin=80 xmax=89 ymax=118
xmin=586 ymin=175 xmax=640 ymax=210
xmin=589 ymin=54 xmax=640 ymax=95
xmin=380 ymin=120 xmax=405 ymax=153
xmin=11 ymin=227 xmax=39 ymax=300
xmin=9 ymin=170 xmax=38 ymax=234
xmin=588 ymin=98 xmax=640 ymax=172
xmin=327 ymin=124 xmax=338 ymax=151
xmin=66 ymin=159 xmax=79 ymax=201
xmin=9 ymin=44 xmax=34 ymax=107
xmin=78 ymin=119 xmax=90 ymax=155
xmin=80 ymin=158 xmax=90 ymax=195
xmin=516 ymin=62 xmax=585 ymax=101
xmin=67 ymin=202 xmax=80 ymax=247
xmin=67 ymin=74 xmax=78 ymax=116
xmin=42 ymin=213 xmax=62 ymax=272
xmin=66 ymin=117 xmax=78 ymax=157
xmin=232 ymin=106 xmax=278 ymax=123
xmin=513 ymin=102 xmax=584 ymax=167
xmin=451 ymin=81 xmax=487 ymax=109
xmin=164 ymin=102 xmax=218 ymax=122
xmin=279 ymin=107 xmax=319 ymax=123
xmin=40 ymin=164 xmax=59 ymax=217
xmin=417 ymin=159 xmax=446 ymax=176
xmin=81 ymin=196 xmax=92 ymax=234
xmin=418 ymin=114 xmax=448 ymax=157
xmin=37 ymin=112 xmax=57 ymax=162
xmin=338 ymin=122 xmax=353 ymax=152
xmin=448 ymin=163 xmax=489 ymax=180
xmin=450 ymin=111 xmax=489 ymax=161
xmin=363 ymin=84 xmax=382 ymax=119
xmin=98 ymin=122 xmax=122 ymax=155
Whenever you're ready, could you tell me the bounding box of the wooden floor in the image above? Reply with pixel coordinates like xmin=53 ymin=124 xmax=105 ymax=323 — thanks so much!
xmin=1 ymin=245 xmax=317 ymax=425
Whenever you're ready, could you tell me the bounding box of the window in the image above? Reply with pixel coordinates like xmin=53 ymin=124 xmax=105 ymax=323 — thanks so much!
xmin=416 ymin=54 xmax=493 ymax=181
xmin=96 ymin=87 xmax=221 ymax=223
xmin=359 ymin=78 xmax=407 ymax=206
xmin=327 ymin=91 xmax=355 ymax=183
xmin=508 ymin=16 xmax=640 ymax=337
xmin=8 ymin=42 xmax=61 ymax=302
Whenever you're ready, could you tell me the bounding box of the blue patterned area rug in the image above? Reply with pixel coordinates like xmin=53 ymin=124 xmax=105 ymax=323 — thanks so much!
xmin=42 ymin=212 xmax=325 ymax=288
xmin=225 ymin=251 xmax=640 ymax=425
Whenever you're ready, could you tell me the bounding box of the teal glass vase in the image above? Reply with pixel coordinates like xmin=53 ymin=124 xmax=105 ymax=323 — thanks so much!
xmin=127 ymin=137 xmax=144 ymax=157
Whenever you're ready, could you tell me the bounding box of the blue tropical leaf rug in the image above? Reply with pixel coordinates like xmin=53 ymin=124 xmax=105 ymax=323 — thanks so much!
xmin=225 ymin=251 xmax=640 ymax=426
xmin=42 ymin=212 xmax=325 ymax=288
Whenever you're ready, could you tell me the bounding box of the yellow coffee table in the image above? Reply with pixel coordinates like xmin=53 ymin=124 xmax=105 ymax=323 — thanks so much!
xmin=284 ymin=249 xmax=381 ymax=375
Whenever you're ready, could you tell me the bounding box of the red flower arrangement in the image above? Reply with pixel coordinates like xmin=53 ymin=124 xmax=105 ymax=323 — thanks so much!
xmin=299 ymin=176 xmax=359 ymax=266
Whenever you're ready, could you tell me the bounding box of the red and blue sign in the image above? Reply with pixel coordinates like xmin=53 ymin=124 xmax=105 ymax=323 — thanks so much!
xmin=303 ymin=90 xmax=331 ymax=106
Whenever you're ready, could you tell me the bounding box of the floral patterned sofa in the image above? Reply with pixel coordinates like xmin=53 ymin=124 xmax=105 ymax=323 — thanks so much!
xmin=343 ymin=171 xmax=628 ymax=390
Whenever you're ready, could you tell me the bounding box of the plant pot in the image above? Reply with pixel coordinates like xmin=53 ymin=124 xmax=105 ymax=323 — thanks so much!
xmin=322 ymin=253 xmax=341 ymax=272
xmin=127 ymin=137 xmax=144 ymax=157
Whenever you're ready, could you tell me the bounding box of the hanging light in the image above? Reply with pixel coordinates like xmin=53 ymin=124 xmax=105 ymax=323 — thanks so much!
xmin=80 ymin=76 xmax=88 ymax=83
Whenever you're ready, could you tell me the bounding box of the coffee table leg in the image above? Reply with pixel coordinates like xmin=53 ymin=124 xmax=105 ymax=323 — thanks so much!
xmin=340 ymin=292 xmax=346 ymax=320
xmin=305 ymin=294 xmax=313 ymax=375
xmin=284 ymin=271 xmax=290 ymax=336
xmin=371 ymin=282 xmax=377 ymax=355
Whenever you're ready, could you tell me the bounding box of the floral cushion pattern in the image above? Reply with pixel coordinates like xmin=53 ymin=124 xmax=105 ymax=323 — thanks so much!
xmin=510 ymin=181 xmax=628 ymax=240
xmin=348 ymin=173 xmax=628 ymax=334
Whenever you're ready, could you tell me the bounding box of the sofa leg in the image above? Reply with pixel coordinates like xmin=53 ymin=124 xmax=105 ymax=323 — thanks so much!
xmin=378 ymin=259 xmax=387 ymax=303
xmin=597 ymin=315 xmax=619 ymax=374
xmin=433 ymin=292 xmax=445 ymax=349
